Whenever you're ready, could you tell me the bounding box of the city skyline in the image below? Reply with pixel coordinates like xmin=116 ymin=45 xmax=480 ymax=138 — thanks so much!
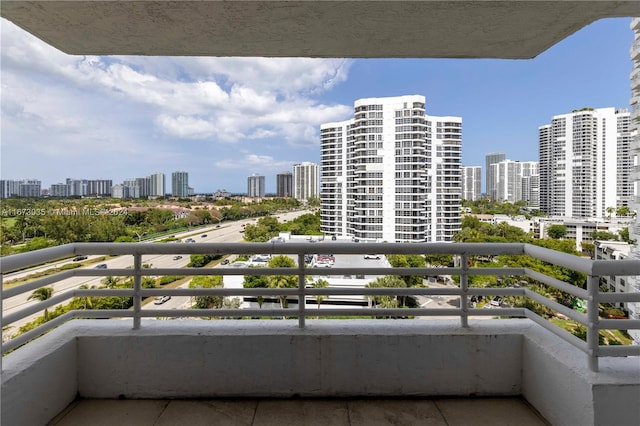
xmin=0 ymin=17 xmax=634 ymax=193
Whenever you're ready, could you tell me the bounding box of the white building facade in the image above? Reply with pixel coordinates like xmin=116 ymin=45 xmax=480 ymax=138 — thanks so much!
xmin=461 ymin=166 xmax=482 ymax=201
xmin=149 ymin=173 xmax=165 ymax=197
xmin=490 ymin=160 xmax=539 ymax=206
xmin=171 ymin=171 xmax=189 ymax=197
xmin=293 ymin=162 xmax=319 ymax=201
xmin=539 ymin=107 xmax=631 ymax=218
xmin=320 ymin=95 xmax=462 ymax=242
xmin=247 ymin=174 xmax=265 ymax=198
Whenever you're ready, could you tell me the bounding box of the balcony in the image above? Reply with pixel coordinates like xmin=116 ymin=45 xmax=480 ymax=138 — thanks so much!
xmin=2 ymin=242 xmax=640 ymax=426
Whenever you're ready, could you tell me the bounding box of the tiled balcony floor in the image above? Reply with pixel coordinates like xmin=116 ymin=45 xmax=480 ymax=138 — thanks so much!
xmin=49 ymin=397 xmax=549 ymax=426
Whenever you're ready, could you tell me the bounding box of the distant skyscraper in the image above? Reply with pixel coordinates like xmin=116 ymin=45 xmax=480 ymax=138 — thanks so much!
xmin=491 ymin=160 xmax=538 ymax=204
xmin=247 ymin=174 xmax=265 ymax=198
xmin=276 ymin=171 xmax=293 ymax=197
xmin=461 ymin=166 xmax=482 ymax=201
xmin=538 ymin=107 xmax=630 ymax=218
xmin=172 ymin=171 xmax=189 ymax=197
xmin=0 ymin=180 xmax=21 ymax=198
xmin=149 ymin=173 xmax=165 ymax=197
xmin=50 ymin=183 xmax=71 ymax=197
xmin=485 ymin=152 xmax=505 ymax=200
xmin=320 ymin=94 xmax=462 ymax=242
xmin=293 ymin=162 xmax=319 ymax=201
xmin=66 ymin=178 xmax=87 ymax=197
xmin=86 ymin=180 xmax=113 ymax=197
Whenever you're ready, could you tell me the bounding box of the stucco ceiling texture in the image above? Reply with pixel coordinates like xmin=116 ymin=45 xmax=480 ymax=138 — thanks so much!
xmin=1 ymin=1 xmax=640 ymax=58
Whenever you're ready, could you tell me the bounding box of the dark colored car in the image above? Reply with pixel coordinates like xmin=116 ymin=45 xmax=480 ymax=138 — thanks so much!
xmin=73 ymin=256 xmax=88 ymax=262
xmin=201 ymin=234 xmax=207 ymax=238
xmin=94 ymin=263 xmax=107 ymax=269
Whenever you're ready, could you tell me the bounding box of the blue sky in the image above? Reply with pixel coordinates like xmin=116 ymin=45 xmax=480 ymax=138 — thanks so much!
xmin=0 ymin=17 xmax=634 ymax=194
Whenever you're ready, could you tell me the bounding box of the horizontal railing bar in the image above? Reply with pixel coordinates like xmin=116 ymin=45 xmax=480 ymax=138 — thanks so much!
xmin=524 ymin=244 xmax=594 ymax=275
xmin=597 ymin=318 xmax=640 ymax=330
xmin=591 ymin=259 xmax=640 ymax=276
xmin=1 ymin=244 xmax=77 ymax=273
xmin=2 ymin=270 xmax=76 ymax=298
xmin=2 ymin=292 xmax=74 ymax=324
xmin=524 ymin=288 xmax=588 ymax=325
xmin=2 ymin=242 xmax=531 ymax=274
xmin=597 ymin=292 xmax=640 ymax=303
xmin=598 ymin=345 xmax=640 ymax=357
xmin=69 ymin=242 xmax=529 ymax=257
xmin=524 ymin=268 xmax=588 ymax=299
xmin=1 ymin=311 xmax=75 ymax=354
xmin=525 ymin=309 xmax=589 ymax=353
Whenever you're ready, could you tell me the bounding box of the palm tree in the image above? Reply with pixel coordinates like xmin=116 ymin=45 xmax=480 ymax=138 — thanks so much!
xmin=606 ymin=206 xmax=615 ymax=220
xmin=28 ymin=287 xmax=54 ymax=321
xmin=313 ymin=279 xmax=329 ymax=315
xmin=266 ymin=255 xmax=297 ymax=309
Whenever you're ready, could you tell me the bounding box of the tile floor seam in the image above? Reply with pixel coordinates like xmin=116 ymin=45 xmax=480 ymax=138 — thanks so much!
xmin=433 ymin=399 xmax=451 ymax=426
xmin=250 ymin=399 xmax=259 ymax=426
xmin=152 ymin=400 xmax=171 ymax=426
xmin=345 ymin=399 xmax=353 ymax=426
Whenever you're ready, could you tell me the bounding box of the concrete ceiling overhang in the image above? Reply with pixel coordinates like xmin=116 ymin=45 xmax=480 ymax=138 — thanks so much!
xmin=1 ymin=1 xmax=639 ymax=59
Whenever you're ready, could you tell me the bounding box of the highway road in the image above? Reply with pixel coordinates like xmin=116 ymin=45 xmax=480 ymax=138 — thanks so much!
xmin=2 ymin=210 xmax=310 ymax=339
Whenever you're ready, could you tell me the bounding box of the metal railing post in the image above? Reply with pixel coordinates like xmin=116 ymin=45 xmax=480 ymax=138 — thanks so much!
xmin=133 ymin=253 xmax=142 ymax=330
xmin=298 ymin=253 xmax=306 ymax=328
xmin=586 ymin=275 xmax=599 ymax=372
xmin=460 ymin=253 xmax=469 ymax=328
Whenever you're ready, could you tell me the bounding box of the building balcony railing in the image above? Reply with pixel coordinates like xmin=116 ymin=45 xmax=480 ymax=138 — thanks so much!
xmin=2 ymin=241 xmax=640 ymax=426
xmin=3 ymin=242 xmax=640 ymax=368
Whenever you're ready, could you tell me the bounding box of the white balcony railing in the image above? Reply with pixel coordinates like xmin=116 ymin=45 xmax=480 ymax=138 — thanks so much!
xmin=2 ymin=242 xmax=640 ymax=372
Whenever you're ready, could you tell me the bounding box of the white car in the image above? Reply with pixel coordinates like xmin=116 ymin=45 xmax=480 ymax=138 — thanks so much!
xmin=364 ymin=254 xmax=381 ymax=259
xmin=154 ymin=295 xmax=172 ymax=305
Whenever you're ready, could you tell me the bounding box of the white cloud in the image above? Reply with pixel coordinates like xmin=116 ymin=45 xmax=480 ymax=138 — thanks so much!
xmin=0 ymin=19 xmax=353 ymax=191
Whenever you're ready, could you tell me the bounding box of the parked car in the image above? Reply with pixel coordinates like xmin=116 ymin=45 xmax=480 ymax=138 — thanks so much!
xmin=154 ymin=295 xmax=171 ymax=305
xmin=490 ymin=296 xmax=503 ymax=307
xmin=364 ymin=254 xmax=381 ymax=259
xmin=94 ymin=263 xmax=107 ymax=269
xmin=172 ymin=255 xmax=183 ymax=260
xmin=73 ymin=256 xmax=88 ymax=262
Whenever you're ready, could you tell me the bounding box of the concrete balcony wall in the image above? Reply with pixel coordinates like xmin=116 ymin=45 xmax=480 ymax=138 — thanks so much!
xmin=3 ymin=319 xmax=640 ymax=426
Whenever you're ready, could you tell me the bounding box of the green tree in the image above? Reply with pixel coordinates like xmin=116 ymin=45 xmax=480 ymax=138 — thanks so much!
xmin=616 ymin=206 xmax=630 ymax=217
xmin=28 ymin=287 xmax=54 ymax=321
xmin=619 ymin=227 xmax=633 ymax=244
xmin=313 ymin=278 xmax=329 ymax=313
xmin=243 ymin=274 xmax=269 ymax=308
xmin=546 ymin=224 xmax=567 ymax=239
xmin=266 ymin=255 xmax=297 ymax=309
xmin=189 ymin=276 xmax=224 ymax=309
xmin=367 ymin=275 xmax=407 ymax=307
xmin=606 ymin=206 xmax=615 ymax=220
xmin=590 ymin=230 xmax=618 ymax=241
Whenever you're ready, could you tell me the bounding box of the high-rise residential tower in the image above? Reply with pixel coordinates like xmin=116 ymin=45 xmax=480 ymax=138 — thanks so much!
xmin=320 ymin=95 xmax=462 ymax=242
xmin=490 ymin=160 xmax=539 ymax=205
xmin=171 ymin=171 xmax=189 ymax=197
xmin=293 ymin=162 xmax=319 ymax=201
xmin=538 ymin=108 xmax=631 ymax=218
xmin=247 ymin=174 xmax=265 ymax=198
xmin=149 ymin=173 xmax=166 ymax=197
xmin=276 ymin=171 xmax=293 ymax=197
xmin=461 ymin=166 xmax=482 ymax=201
xmin=485 ymin=152 xmax=506 ymax=201
xmin=86 ymin=180 xmax=113 ymax=197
